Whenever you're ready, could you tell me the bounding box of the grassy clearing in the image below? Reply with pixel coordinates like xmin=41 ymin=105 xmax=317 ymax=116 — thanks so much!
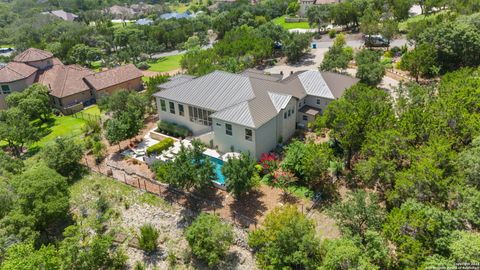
xmin=70 ymin=172 xmax=173 ymax=215
xmin=82 ymin=105 xmax=101 ymax=116
xmin=272 ymin=16 xmax=311 ymax=30
xmin=170 ymin=3 xmax=189 ymax=13
xmin=90 ymin=60 xmax=103 ymax=71
xmin=398 ymin=11 xmax=448 ymax=32
xmin=32 ymin=115 xmax=87 ymax=148
xmin=147 ymin=54 xmax=182 ymax=72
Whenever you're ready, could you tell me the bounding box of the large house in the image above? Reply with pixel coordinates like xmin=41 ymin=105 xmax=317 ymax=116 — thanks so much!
xmin=154 ymin=69 xmax=358 ymax=158
xmin=0 ymin=48 xmax=143 ymax=113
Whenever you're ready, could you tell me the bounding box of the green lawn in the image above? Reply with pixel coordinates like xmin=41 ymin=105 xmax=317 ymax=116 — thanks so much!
xmin=90 ymin=60 xmax=103 ymax=71
xmin=398 ymin=11 xmax=448 ymax=32
xmin=272 ymin=16 xmax=312 ymax=30
xmin=82 ymin=105 xmax=101 ymax=116
xmin=31 ymin=105 xmax=102 ymax=148
xmin=170 ymin=3 xmax=189 ymax=13
xmin=147 ymin=54 xmax=182 ymax=72
xmin=33 ymin=115 xmax=87 ymax=148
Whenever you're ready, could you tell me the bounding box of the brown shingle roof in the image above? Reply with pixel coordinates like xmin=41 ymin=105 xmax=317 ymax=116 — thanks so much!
xmin=42 ymin=10 xmax=78 ymax=21
xmin=14 ymin=48 xmax=53 ymax=63
xmin=83 ymin=64 xmax=142 ymax=91
xmin=0 ymin=62 xmax=38 ymax=83
xmin=38 ymin=64 xmax=94 ymax=98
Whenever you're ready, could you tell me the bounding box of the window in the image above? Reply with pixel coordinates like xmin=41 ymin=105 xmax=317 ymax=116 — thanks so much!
xmin=288 ymin=110 xmax=291 ymax=117
xmin=303 ymin=115 xmax=308 ymax=121
xmin=316 ymin=99 xmax=320 ymax=105
xmin=216 ymin=123 xmax=222 ymax=127
xmin=225 ymin=124 xmax=232 ymax=136
xmin=284 ymin=112 xmax=287 ymax=119
xmin=169 ymin=102 xmax=175 ymax=114
xmin=1 ymin=85 xmax=11 ymax=94
xmin=188 ymin=105 xmax=213 ymax=126
xmin=160 ymin=99 xmax=166 ymax=111
xmin=245 ymin=129 xmax=252 ymax=141
xmin=178 ymin=104 xmax=184 ymax=116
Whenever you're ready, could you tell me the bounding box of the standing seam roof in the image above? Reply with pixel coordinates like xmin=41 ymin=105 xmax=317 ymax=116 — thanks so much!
xmin=297 ymin=70 xmax=335 ymax=99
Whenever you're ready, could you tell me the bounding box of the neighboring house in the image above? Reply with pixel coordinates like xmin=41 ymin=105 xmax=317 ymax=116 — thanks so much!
xmin=106 ymin=4 xmax=155 ymax=19
xmin=41 ymin=10 xmax=79 ymax=21
xmin=298 ymin=0 xmax=340 ymax=17
xmin=136 ymin=18 xmax=154 ymax=25
xmin=106 ymin=5 xmax=135 ymax=19
xmin=159 ymin=12 xmax=192 ymax=20
xmin=38 ymin=64 xmax=95 ymax=112
xmin=83 ymin=64 xmax=143 ymax=97
xmin=154 ymin=70 xmax=358 ymax=158
xmin=0 ymin=62 xmax=38 ymax=109
xmin=0 ymin=48 xmax=144 ymax=113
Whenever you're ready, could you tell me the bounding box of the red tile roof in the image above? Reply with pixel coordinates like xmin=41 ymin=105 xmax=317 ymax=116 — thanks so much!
xmin=38 ymin=64 xmax=94 ymax=98
xmin=13 ymin=48 xmax=53 ymax=63
xmin=0 ymin=62 xmax=38 ymax=83
xmin=83 ymin=64 xmax=142 ymax=90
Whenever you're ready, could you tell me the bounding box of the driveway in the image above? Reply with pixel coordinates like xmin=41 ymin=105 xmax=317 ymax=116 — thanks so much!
xmin=264 ymin=35 xmax=408 ymax=77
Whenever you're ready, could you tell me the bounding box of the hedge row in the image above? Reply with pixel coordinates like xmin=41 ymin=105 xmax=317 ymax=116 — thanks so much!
xmin=146 ymin=138 xmax=175 ymax=156
xmin=157 ymin=121 xmax=191 ymax=138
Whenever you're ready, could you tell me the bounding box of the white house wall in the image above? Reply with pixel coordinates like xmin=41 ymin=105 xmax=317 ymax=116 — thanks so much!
xmin=254 ymin=117 xmax=278 ymax=159
xmin=155 ymin=97 xmax=213 ymax=135
xmin=212 ymin=119 xmax=256 ymax=156
xmin=276 ymin=97 xmax=297 ymax=143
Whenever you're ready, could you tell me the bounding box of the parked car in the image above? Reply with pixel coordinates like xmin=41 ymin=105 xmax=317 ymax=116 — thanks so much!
xmin=364 ymin=35 xmax=390 ymax=47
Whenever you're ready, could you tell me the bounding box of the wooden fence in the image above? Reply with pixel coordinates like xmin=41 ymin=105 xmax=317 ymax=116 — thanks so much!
xmin=87 ymin=157 xmax=259 ymax=230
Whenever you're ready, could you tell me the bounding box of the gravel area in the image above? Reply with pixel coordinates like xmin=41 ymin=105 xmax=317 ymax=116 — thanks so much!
xmin=119 ymin=203 xmax=257 ymax=269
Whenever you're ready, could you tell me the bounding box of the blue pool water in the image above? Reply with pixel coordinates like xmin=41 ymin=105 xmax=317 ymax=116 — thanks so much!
xmin=206 ymin=155 xmax=226 ymax=185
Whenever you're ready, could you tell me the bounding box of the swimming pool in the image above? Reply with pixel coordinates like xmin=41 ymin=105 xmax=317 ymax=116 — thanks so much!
xmin=205 ymin=155 xmax=226 ymax=185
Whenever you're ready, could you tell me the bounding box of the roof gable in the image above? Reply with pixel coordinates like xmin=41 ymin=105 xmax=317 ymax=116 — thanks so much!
xmin=297 ymin=70 xmax=334 ymax=99
xmin=84 ymin=64 xmax=142 ymax=91
xmin=38 ymin=64 xmax=94 ymax=98
xmin=0 ymin=62 xmax=37 ymax=83
xmin=154 ymin=70 xmax=255 ymax=111
xmin=13 ymin=48 xmax=53 ymax=63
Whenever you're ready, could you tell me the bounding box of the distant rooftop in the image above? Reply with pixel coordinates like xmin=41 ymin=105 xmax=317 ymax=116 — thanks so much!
xmin=159 ymin=12 xmax=192 ymax=20
xmin=42 ymin=10 xmax=78 ymax=21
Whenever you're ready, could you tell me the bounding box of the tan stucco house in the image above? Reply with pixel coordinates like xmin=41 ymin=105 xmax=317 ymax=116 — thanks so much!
xmin=154 ymin=69 xmax=358 ymax=158
xmin=0 ymin=48 xmax=143 ymax=113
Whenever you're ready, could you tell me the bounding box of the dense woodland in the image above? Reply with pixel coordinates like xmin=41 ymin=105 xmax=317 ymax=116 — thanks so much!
xmin=1 ymin=0 xmax=480 ymax=268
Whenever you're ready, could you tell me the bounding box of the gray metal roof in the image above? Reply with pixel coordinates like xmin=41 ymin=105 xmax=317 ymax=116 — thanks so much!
xmin=211 ymin=102 xmax=255 ymax=127
xmin=158 ymin=74 xmax=196 ymax=89
xmin=154 ymin=69 xmax=357 ymax=128
xmin=268 ymin=92 xmax=292 ymax=112
xmin=297 ymin=70 xmax=335 ymax=99
xmin=154 ymin=71 xmax=255 ymax=111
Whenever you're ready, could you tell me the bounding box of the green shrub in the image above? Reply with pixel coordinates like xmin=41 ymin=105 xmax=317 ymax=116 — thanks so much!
xmin=328 ymin=29 xmax=336 ymax=39
xmin=146 ymin=138 xmax=174 ymax=156
xmin=138 ymin=224 xmax=159 ymax=253
xmin=185 ymin=213 xmax=234 ymax=266
xmin=136 ymin=62 xmax=150 ymax=70
xmin=157 ymin=121 xmax=191 ymax=138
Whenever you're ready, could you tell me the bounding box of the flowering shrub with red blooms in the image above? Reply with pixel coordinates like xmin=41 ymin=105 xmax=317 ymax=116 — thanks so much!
xmin=272 ymin=170 xmax=298 ymax=190
xmin=259 ymin=152 xmax=278 ymax=174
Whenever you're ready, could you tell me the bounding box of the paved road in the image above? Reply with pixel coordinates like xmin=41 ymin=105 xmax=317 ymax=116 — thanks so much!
xmin=151 ymin=43 xmax=213 ymax=59
xmin=313 ymin=37 xmax=409 ymax=48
